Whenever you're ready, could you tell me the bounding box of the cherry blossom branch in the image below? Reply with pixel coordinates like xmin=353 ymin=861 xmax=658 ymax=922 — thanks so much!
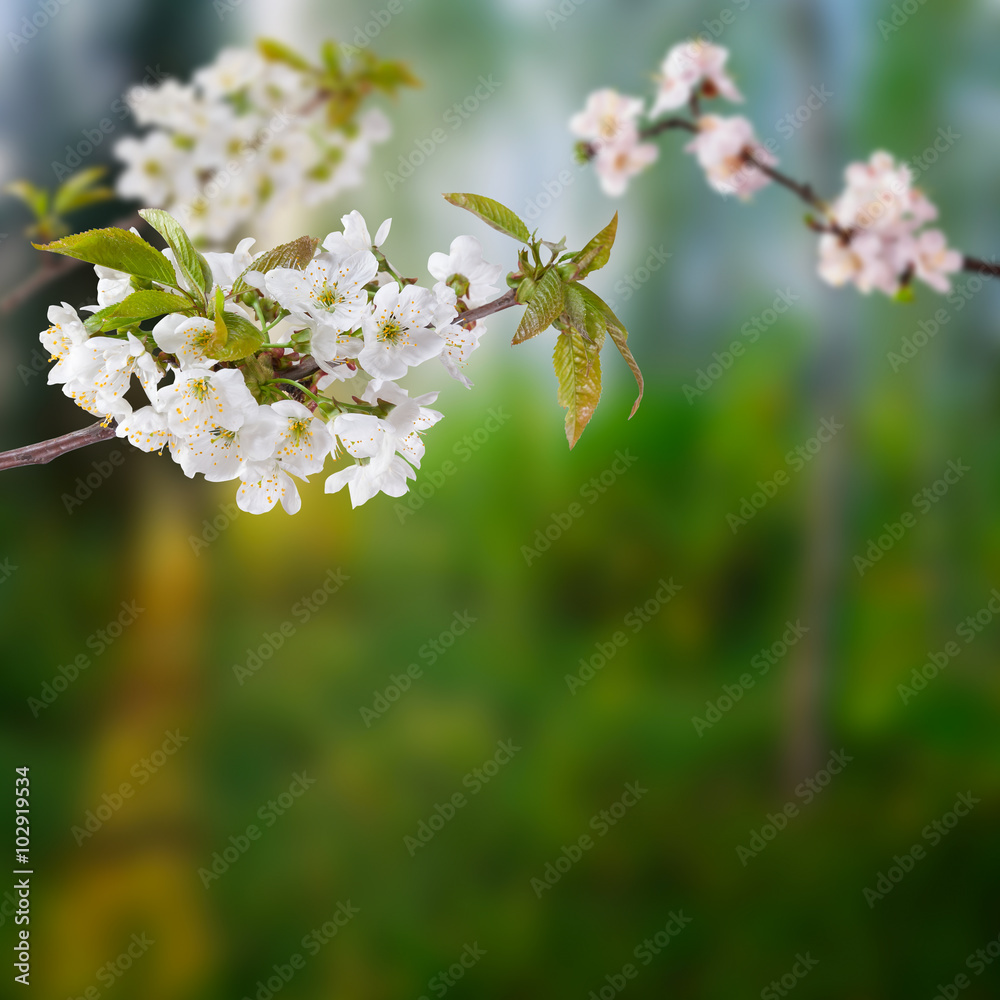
xmin=0 ymin=420 xmax=118 ymax=471
xmin=0 ymin=289 xmax=523 ymax=470
xmin=590 ymin=112 xmax=1000 ymax=277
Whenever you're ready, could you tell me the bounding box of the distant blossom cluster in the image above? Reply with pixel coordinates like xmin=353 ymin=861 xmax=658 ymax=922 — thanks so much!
xmin=40 ymin=211 xmax=503 ymax=514
xmin=115 ymin=47 xmax=391 ymax=242
xmin=572 ymin=39 xmax=964 ymax=298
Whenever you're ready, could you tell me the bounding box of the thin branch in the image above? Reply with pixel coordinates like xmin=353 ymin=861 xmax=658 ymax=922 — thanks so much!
xmin=963 ymin=256 xmax=1000 ymax=278
xmin=0 ymin=211 xmax=144 ymax=315
xmin=0 ymin=288 xmax=524 ymax=470
xmin=0 ymin=420 xmax=117 ymax=471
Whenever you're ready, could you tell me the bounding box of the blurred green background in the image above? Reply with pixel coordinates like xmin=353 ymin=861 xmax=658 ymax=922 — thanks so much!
xmin=2 ymin=0 xmax=1000 ymax=997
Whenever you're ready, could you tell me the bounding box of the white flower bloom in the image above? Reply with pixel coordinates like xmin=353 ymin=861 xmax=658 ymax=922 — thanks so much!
xmin=912 ymin=229 xmax=963 ymax=294
xmin=266 ymin=250 xmax=377 ymax=359
xmin=91 ymin=265 xmax=132 ymax=309
xmin=427 ymin=236 xmax=503 ymax=308
xmin=358 ymin=283 xmax=443 ymax=384
xmin=569 ymin=90 xmax=644 ymax=151
xmin=685 ymin=114 xmax=776 ymax=199
xmin=87 ymin=333 xmax=162 ymax=419
xmin=322 ymin=210 xmax=392 ymax=260
xmin=650 ymin=41 xmax=743 ymax=117
xmin=160 ymin=367 xmax=258 ymax=440
xmin=114 ymin=132 xmax=187 ymax=205
xmin=593 ymin=137 xmax=660 ymax=197
xmin=201 ymin=237 xmax=257 ymax=292
xmin=40 ymin=303 xmax=89 ymax=385
xmin=116 ymin=404 xmax=173 ymax=454
xmin=360 ymin=380 xmax=442 ymax=469
xmin=237 ymin=461 xmax=302 ymax=515
xmin=269 ymin=399 xmax=333 ymax=478
xmin=177 ymin=397 xmax=283 ymax=482
xmin=325 ymin=412 xmax=414 ymax=507
xmin=152 ymin=314 xmax=222 ymax=369
xmin=193 ymin=47 xmax=264 ymax=100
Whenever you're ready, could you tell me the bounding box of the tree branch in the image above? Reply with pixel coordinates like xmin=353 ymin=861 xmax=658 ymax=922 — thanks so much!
xmin=0 ymin=420 xmax=118 ymax=471
xmin=0 ymin=211 xmax=144 ymax=315
xmin=0 ymin=288 xmax=524 ymax=471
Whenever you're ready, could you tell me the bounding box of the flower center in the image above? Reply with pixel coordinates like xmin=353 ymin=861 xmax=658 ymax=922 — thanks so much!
xmin=317 ymin=284 xmax=343 ymax=310
xmin=378 ymin=317 xmax=405 ymax=344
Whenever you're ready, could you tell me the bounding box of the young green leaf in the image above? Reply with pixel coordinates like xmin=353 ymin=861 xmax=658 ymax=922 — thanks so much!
xmin=568 ymin=212 xmax=618 ymax=280
xmin=34 ymin=227 xmax=179 ymax=288
xmin=5 ymin=180 xmax=49 ymax=221
xmin=513 ymin=268 xmax=565 ymax=345
xmin=443 ymin=193 xmax=531 ymax=244
xmin=577 ymin=286 xmax=643 ymax=418
xmin=257 ymin=38 xmax=314 ymax=72
xmin=52 ymin=167 xmax=113 ymax=217
xmin=553 ymin=329 xmax=602 ymax=449
xmin=84 ymin=289 xmax=194 ymax=333
xmin=139 ymin=208 xmax=209 ymax=303
xmin=210 ymin=312 xmax=266 ymax=361
xmin=231 ymin=235 xmax=320 ymax=295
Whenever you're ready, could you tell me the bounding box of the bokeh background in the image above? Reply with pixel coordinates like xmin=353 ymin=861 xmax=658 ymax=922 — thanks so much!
xmin=2 ymin=0 xmax=1000 ymax=997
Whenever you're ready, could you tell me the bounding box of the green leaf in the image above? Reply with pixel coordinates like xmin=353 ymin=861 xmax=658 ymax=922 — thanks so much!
xmin=512 ymin=268 xmax=565 ymax=345
xmin=553 ymin=329 xmax=602 ymax=449
xmin=257 ymin=38 xmax=313 ymax=72
xmin=569 ymin=212 xmax=618 ymax=280
xmin=34 ymin=227 xmax=179 ymax=288
xmin=84 ymin=289 xmax=194 ymax=333
xmin=5 ymin=180 xmax=48 ymax=221
xmin=577 ymin=286 xmax=643 ymax=418
xmin=443 ymin=193 xmax=531 ymax=244
xmin=139 ymin=208 xmax=209 ymax=303
xmin=364 ymin=60 xmax=420 ymax=93
xmin=53 ymin=167 xmax=113 ymax=217
xmin=231 ymin=235 xmax=319 ymax=295
xmin=561 ymin=283 xmax=606 ymax=348
xmin=210 ymin=311 xmax=266 ymax=362
xmin=321 ymin=40 xmax=342 ymax=78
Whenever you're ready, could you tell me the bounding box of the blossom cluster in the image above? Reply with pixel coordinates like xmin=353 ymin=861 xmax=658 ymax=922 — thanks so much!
xmin=572 ymin=39 xmax=964 ymax=298
xmin=569 ymin=40 xmax=775 ymax=200
xmin=817 ymin=152 xmax=962 ymax=296
xmin=114 ymin=45 xmax=395 ymax=243
xmin=40 ymin=211 xmax=503 ymax=514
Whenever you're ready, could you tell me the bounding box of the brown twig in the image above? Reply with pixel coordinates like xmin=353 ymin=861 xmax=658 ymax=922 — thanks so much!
xmin=0 ymin=420 xmax=118 ymax=471
xmin=0 ymin=211 xmax=144 ymax=315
